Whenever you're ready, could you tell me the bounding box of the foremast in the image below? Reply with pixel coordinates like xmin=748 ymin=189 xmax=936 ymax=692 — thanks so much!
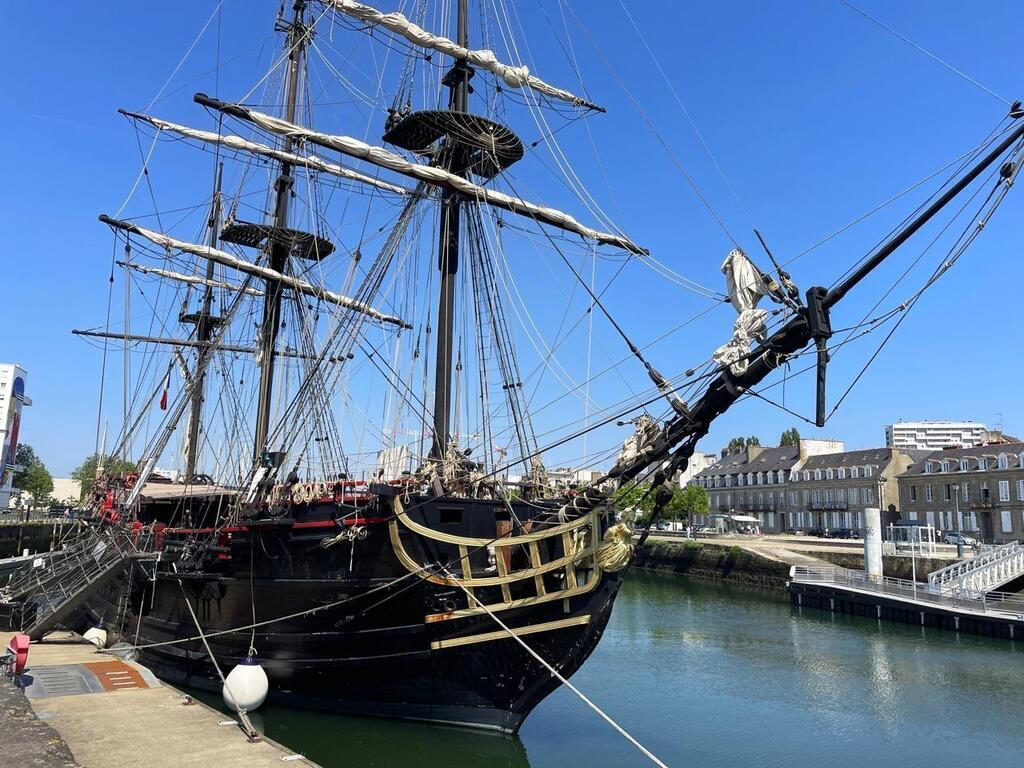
xmin=430 ymin=0 xmax=471 ymax=460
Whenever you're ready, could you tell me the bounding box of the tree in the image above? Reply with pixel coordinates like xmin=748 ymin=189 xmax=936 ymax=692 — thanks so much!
xmin=20 ymin=463 xmax=54 ymax=505
xmin=612 ymin=483 xmax=655 ymax=525
xmin=71 ymin=453 xmax=139 ymax=500
xmin=780 ymin=428 xmax=801 ymax=447
xmin=12 ymin=444 xmax=40 ymax=488
xmin=727 ymin=436 xmax=760 ymax=452
xmin=12 ymin=445 xmax=54 ymax=505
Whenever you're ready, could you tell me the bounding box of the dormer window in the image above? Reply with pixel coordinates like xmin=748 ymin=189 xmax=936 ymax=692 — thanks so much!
xmin=997 ymin=454 xmax=1009 ymax=470
xmin=802 ymin=470 xmax=810 ymax=481
xmin=960 ymin=459 xmax=969 ymax=472
xmin=838 ymin=467 xmax=846 ymax=479
xmin=977 ymin=458 xmax=986 ymax=471
xmin=814 ymin=469 xmax=822 ymax=481
xmin=826 ymin=468 xmax=834 ymax=480
xmin=851 ymin=467 xmax=859 ymax=479
xmin=864 ymin=465 xmax=873 ymax=478
xmin=777 ymin=470 xmax=786 ymax=484
xmin=941 ymin=460 xmax=951 ymax=472
xmin=924 ymin=463 xmax=933 ymax=474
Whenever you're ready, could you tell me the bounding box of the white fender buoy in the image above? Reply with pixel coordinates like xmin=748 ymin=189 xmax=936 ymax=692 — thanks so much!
xmin=222 ymin=654 xmax=269 ymax=712
xmin=83 ymin=623 xmax=108 ymax=649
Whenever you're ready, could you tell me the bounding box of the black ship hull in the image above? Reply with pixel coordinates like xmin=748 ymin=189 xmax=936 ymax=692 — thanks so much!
xmin=70 ymin=492 xmax=625 ymax=733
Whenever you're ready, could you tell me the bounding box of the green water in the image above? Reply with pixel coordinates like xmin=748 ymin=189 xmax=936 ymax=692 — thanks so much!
xmin=199 ymin=572 xmax=1024 ymax=767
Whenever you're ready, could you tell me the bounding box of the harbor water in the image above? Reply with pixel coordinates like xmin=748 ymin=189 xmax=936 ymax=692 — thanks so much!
xmin=197 ymin=571 xmax=1024 ymax=767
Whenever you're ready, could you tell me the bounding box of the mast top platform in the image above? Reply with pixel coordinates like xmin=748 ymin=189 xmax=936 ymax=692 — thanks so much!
xmin=220 ymin=220 xmax=336 ymax=261
xmin=383 ymin=110 xmax=524 ymax=180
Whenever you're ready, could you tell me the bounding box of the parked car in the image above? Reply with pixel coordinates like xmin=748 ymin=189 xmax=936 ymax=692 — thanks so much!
xmin=826 ymin=528 xmax=861 ymax=539
xmin=805 ymin=526 xmax=826 ymax=537
xmin=943 ymin=532 xmax=977 ymax=546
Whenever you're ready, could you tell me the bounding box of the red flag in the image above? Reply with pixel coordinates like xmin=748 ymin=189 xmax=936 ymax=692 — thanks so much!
xmin=159 ymin=370 xmax=170 ymax=410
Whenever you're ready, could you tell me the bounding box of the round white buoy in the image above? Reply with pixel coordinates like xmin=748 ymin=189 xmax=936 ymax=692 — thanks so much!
xmin=222 ymin=654 xmax=269 ymax=712
xmin=83 ymin=624 xmax=108 ymax=649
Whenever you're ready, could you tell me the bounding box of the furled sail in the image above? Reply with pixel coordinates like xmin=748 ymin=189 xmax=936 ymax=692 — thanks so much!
xmin=98 ymin=215 xmax=410 ymax=328
xmin=122 ymin=111 xmax=411 ymax=197
xmin=325 ymin=0 xmax=603 ymax=112
xmin=194 ymin=95 xmax=646 ymax=254
xmin=117 ymin=260 xmax=264 ymax=297
xmin=713 ymin=248 xmax=770 ymax=375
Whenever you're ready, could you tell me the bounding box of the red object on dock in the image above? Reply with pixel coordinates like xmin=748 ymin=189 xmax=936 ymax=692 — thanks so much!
xmin=5 ymin=633 xmax=29 ymax=676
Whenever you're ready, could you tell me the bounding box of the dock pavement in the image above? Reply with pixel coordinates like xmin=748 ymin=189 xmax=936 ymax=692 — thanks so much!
xmin=1 ymin=631 xmax=322 ymax=768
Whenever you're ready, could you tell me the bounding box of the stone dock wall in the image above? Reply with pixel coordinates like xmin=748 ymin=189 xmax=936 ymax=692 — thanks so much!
xmin=634 ymin=540 xmax=792 ymax=587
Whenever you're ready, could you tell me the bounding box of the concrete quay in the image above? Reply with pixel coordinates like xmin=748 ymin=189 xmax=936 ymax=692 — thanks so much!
xmin=1 ymin=631 xmax=321 ymax=768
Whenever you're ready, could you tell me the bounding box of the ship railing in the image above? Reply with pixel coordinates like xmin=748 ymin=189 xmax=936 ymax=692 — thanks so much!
xmin=386 ymin=495 xmax=608 ymax=620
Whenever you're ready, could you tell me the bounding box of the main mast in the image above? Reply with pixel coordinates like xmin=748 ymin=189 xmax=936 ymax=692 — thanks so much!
xmin=253 ymin=0 xmax=309 ymax=461
xmin=430 ymin=0 xmax=471 ymax=459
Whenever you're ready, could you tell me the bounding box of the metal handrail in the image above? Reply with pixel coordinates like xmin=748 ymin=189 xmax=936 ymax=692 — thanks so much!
xmin=927 ymin=541 xmax=1023 ymax=588
xmin=790 ymin=564 xmax=1024 ymax=617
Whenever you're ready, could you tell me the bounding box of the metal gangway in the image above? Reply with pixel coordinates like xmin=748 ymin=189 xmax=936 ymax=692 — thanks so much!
xmin=926 ymin=541 xmax=1024 ymax=597
xmin=0 ymin=527 xmax=146 ymax=640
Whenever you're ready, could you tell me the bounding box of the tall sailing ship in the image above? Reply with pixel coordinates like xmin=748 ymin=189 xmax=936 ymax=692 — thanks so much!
xmin=4 ymin=0 xmax=1023 ymax=735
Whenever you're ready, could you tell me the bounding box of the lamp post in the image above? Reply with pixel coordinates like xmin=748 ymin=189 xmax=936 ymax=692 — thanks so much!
xmin=953 ymin=482 xmax=963 ymax=558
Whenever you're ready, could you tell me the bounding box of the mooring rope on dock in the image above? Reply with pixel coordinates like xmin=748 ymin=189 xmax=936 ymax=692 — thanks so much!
xmin=174 ymin=566 xmax=259 ymax=741
xmin=443 ymin=568 xmax=669 ymax=768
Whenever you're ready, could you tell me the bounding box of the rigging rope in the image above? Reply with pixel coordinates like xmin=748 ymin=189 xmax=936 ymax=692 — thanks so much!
xmin=443 ymin=568 xmax=669 ymax=768
xmin=838 ymin=0 xmax=1011 ymax=107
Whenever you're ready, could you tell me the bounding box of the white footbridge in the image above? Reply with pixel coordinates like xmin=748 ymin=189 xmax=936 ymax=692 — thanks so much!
xmin=927 ymin=541 xmax=1024 ymax=597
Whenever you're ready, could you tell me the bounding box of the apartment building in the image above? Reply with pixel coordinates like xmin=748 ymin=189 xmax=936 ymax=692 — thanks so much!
xmin=897 ymin=443 xmax=1024 ymax=543
xmin=790 ymin=448 xmax=925 ymax=532
xmin=885 ymin=421 xmax=988 ymax=450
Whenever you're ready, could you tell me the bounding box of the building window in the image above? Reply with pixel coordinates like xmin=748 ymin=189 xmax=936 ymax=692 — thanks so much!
xmin=977 ymin=458 xmax=986 ymax=471
xmin=981 ymin=482 xmax=990 ymax=503
xmin=999 ymin=480 xmax=1010 ymax=502
xmin=963 ymin=483 xmax=970 ymax=501
xmin=790 ymin=491 xmax=797 ymax=506
xmin=1001 ymin=509 xmax=1013 ymax=533
xmin=838 ymin=467 xmax=846 ymax=479
xmin=838 ymin=488 xmax=846 ymax=503
xmin=802 ymin=490 xmax=810 ymax=505
xmin=924 ymin=463 xmax=933 ymax=474
xmin=777 ymin=470 xmax=785 ymax=484
xmin=925 ymin=485 xmax=934 ymax=502
xmin=1017 ymin=479 xmax=1024 ymax=502
xmin=910 ymin=485 xmax=917 ymax=503
xmin=865 ymin=487 xmax=874 ymax=503
xmin=943 ymin=484 xmax=951 ymax=502
xmin=865 ymin=465 xmax=873 ymax=477
xmin=826 ymin=468 xmax=834 ymax=480
xmin=850 ymin=487 xmax=858 ymax=504
xmin=802 ymin=470 xmax=810 ymax=482
xmin=998 ymin=455 xmax=1009 ymax=470
xmin=814 ymin=469 xmax=822 ymax=481
xmin=959 ymin=459 xmax=969 ymax=471
xmin=813 ymin=490 xmax=821 ymax=505
xmin=851 ymin=467 xmax=859 ymax=479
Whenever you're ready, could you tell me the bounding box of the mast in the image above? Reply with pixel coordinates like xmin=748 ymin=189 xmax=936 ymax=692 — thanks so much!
xmin=430 ymin=0 xmax=471 ymax=459
xmin=253 ymin=0 xmax=309 ymax=461
xmin=181 ymin=163 xmax=223 ymax=479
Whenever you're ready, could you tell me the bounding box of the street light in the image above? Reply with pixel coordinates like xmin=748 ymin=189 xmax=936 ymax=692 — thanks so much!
xmin=953 ymin=482 xmax=963 ymax=558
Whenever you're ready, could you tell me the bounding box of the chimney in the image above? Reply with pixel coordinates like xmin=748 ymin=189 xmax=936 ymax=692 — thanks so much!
xmin=746 ymin=445 xmax=765 ymax=462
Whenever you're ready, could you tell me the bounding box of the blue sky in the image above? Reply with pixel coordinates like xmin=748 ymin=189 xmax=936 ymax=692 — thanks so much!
xmin=3 ymin=0 xmax=1023 ymax=477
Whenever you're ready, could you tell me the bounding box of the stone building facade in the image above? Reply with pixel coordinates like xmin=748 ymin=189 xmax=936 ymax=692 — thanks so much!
xmin=896 ymin=443 xmax=1024 ymax=543
xmin=691 ymin=439 xmax=844 ymax=533
xmin=790 ymin=448 xmax=925 ymax=532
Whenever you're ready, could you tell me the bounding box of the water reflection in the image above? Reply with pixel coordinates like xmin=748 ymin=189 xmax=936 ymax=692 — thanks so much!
xmin=191 ymin=571 xmax=1024 ymax=768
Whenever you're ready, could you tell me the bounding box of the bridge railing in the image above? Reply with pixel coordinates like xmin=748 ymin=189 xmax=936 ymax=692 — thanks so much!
xmin=790 ymin=564 xmax=1024 ymax=619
